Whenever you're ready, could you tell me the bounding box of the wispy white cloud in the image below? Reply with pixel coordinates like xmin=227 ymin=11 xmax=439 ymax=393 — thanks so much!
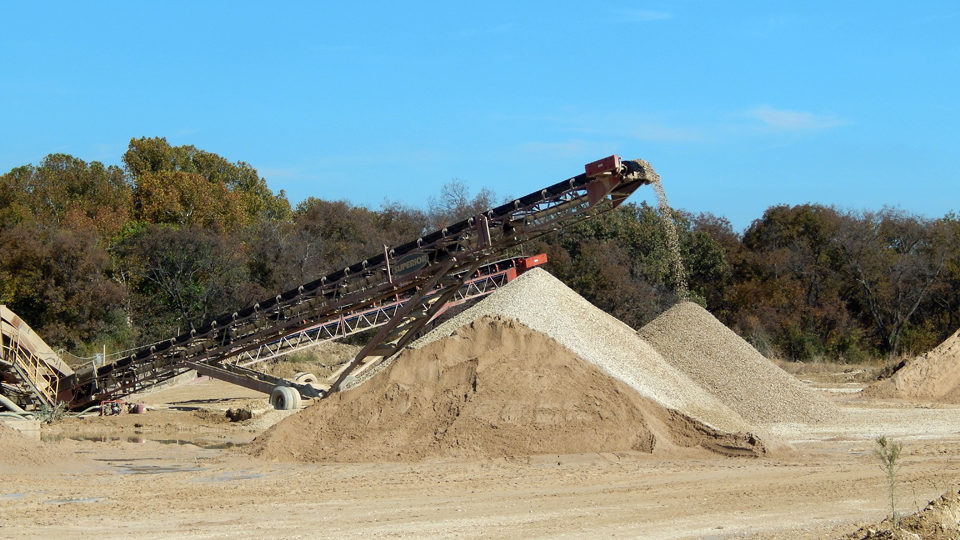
xmin=745 ymin=105 xmax=847 ymax=131
xmin=618 ymin=9 xmax=673 ymax=22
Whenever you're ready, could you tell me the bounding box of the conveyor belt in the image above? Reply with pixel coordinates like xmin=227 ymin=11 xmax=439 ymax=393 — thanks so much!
xmin=52 ymin=156 xmax=656 ymax=409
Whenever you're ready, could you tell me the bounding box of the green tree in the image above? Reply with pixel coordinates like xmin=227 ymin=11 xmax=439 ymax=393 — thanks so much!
xmin=838 ymin=208 xmax=946 ymax=360
xmin=0 ymin=223 xmax=125 ymax=350
xmin=134 ymin=170 xmax=246 ymax=229
xmin=377 ymin=200 xmax=429 ymax=246
xmin=536 ymin=202 xmax=731 ymax=328
xmin=930 ymin=214 xmax=960 ymax=339
xmin=118 ymin=225 xmax=251 ymax=340
xmin=124 ymin=137 xmax=290 ymax=227
xmin=688 ymin=213 xmax=740 ymax=317
xmin=0 ymin=154 xmax=132 ymax=236
xmin=729 ymin=204 xmax=860 ymax=360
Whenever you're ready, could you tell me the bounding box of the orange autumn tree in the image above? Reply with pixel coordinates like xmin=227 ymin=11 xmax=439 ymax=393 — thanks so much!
xmin=134 ymin=169 xmax=245 ymax=230
xmin=125 ymin=137 xmax=290 ymax=229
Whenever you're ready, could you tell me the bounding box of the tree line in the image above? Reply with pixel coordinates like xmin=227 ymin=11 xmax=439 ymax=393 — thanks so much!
xmin=1 ymin=138 xmax=957 ymax=363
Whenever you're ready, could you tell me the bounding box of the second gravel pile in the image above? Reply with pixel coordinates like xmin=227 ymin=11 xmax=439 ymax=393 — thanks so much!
xmin=638 ymin=302 xmax=837 ymax=425
xmin=863 ymin=328 xmax=960 ymax=403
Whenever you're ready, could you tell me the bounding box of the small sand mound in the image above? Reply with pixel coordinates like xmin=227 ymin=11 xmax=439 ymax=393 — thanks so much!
xmin=638 ymin=302 xmax=837 ymax=425
xmin=864 ymin=329 xmax=960 ymax=403
xmin=413 ymin=269 xmax=751 ymax=433
xmin=845 ymin=487 xmax=960 ymax=539
xmin=0 ymin=421 xmax=77 ymax=472
xmin=247 ymin=317 xmax=764 ymax=462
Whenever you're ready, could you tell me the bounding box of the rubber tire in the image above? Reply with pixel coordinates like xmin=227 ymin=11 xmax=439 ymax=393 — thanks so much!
xmin=270 ymin=386 xmax=301 ymax=410
xmin=269 ymin=386 xmax=286 ymax=410
xmin=294 ymin=372 xmax=318 ymax=384
xmin=283 ymin=387 xmax=302 ymax=410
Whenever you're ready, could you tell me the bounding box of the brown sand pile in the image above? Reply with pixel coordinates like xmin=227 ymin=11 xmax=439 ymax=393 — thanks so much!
xmin=0 ymin=421 xmax=77 ymax=472
xmin=247 ymin=317 xmax=764 ymax=463
xmin=412 ymin=269 xmax=752 ymax=433
xmin=845 ymin=487 xmax=960 ymax=539
xmin=638 ymin=302 xmax=837 ymax=425
xmin=864 ymin=329 xmax=960 ymax=403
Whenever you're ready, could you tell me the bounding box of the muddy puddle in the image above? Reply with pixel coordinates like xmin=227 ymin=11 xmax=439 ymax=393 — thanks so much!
xmin=195 ymin=471 xmax=264 ymax=482
xmin=91 ymin=456 xmax=207 ymax=475
xmin=42 ymin=433 xmax=248 ymax=449
xmin=44 ymin=497 xmax=106 ymax=504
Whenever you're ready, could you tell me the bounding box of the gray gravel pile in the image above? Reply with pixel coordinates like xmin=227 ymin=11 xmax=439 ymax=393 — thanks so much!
xmin=638 ymin=302 xmax=837 ymax=425
xmin=413 ymin=268 xmax=752 ymax=433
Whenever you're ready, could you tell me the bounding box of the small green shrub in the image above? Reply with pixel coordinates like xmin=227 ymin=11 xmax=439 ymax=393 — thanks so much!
xmin=37 ymin=401 xmax=68 ymax=423
xmin=874 ymin=436 xmax=903 ymax=529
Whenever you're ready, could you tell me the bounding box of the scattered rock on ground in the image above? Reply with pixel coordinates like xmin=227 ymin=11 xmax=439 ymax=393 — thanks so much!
xmin=226 ymin=408 xmax=253 ymax=422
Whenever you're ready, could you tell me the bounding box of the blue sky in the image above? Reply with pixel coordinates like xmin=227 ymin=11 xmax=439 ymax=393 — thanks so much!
xmin=1 ymin=1 xmax=957 ymax=231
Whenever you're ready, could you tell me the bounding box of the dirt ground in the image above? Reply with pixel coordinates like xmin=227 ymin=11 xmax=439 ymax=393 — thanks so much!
xmin=3 ymin=375 xmax=960 ymax=539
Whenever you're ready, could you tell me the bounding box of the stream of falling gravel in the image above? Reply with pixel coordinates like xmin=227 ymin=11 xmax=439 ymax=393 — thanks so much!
xmin=650 ymin=177 xmax=689 ymax=300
